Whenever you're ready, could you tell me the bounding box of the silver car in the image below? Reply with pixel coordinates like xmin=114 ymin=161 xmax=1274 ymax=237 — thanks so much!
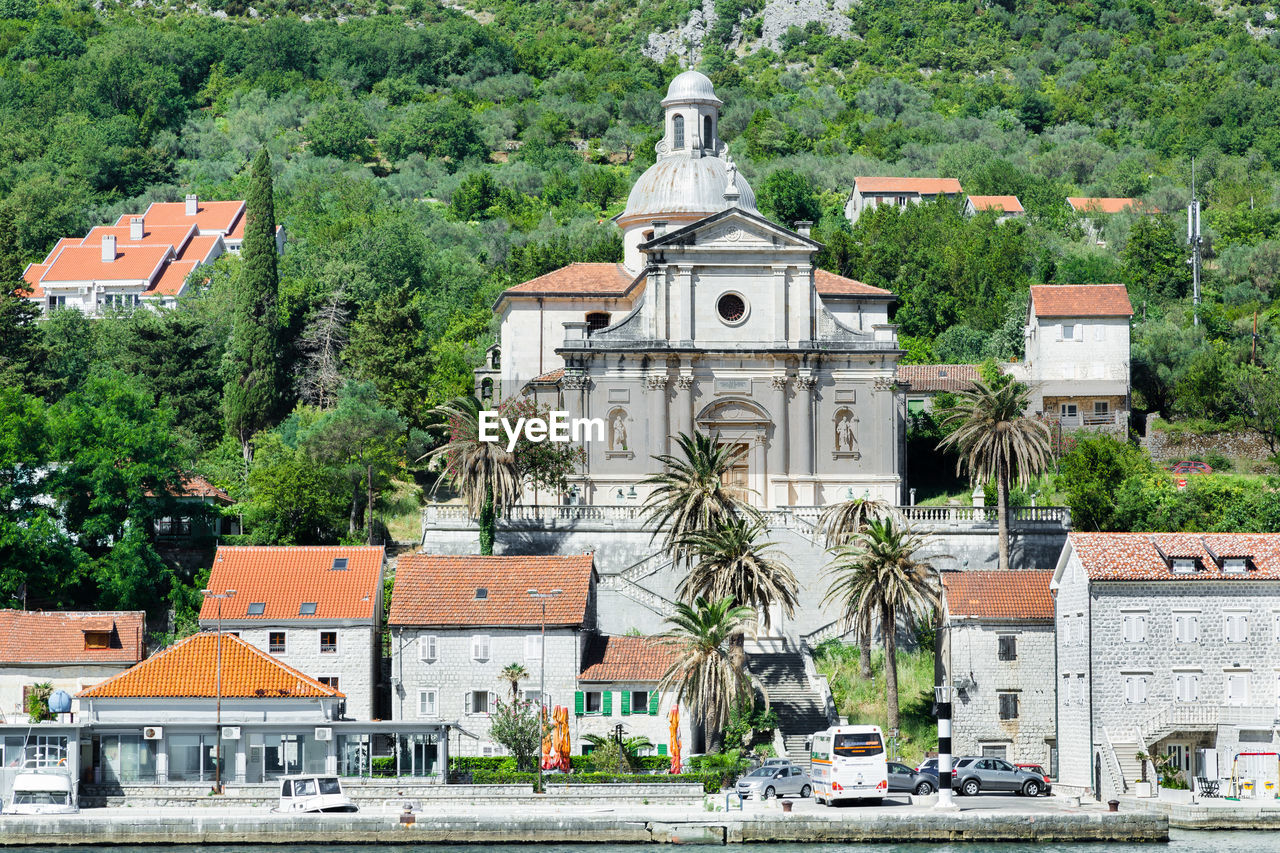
xmin=735 ymin=763 xmax=812 ymax=799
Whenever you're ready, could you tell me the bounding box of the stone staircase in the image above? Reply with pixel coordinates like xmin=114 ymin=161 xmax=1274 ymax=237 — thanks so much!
xmin=1102 ymin=727 xmax=1142 ymax=794
xmin=747 ymin=647 xmax=831 ymax=768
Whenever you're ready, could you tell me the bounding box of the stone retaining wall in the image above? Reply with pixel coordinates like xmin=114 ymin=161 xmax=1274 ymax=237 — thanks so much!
xmin=1142 ymin=416 xmax=1273 ymax=461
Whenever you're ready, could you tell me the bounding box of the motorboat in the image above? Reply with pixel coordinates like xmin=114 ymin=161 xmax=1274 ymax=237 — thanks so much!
xmin=3 ymin=767 xmax=78 ymax=815
xmin=274 ymin=775 xmax=358 ymax=813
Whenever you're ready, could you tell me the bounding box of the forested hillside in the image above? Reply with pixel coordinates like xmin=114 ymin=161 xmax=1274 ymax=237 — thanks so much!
xmin=2 ymin=0 xmax=1280 ymax=629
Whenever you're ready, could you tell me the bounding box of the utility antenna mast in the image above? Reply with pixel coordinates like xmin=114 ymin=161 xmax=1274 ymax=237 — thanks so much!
xmin=1188 ymin=158 xmax=1202 ymax=326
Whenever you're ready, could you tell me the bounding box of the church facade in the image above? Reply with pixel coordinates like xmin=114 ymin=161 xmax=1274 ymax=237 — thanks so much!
xmin=482 ymin=72 xmax=906 ymax=510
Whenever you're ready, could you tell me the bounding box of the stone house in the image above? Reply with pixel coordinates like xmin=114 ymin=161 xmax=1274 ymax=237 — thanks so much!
xmin=941 ymin=570 xmax=1057 ymax=769
xmin=963 ymin=195 xmax=1024 ymax=223
xmin=1065 ymin=196 xmax=1151 ymax=245
xmin=575 ymin=634 xmax=688 ymax=757
xmin=843 ymin=177 xmax=963 ymax=224
xmin=198 ymin=545 xmax=386 ymax=720
xmin=1006 ymin=284 xmax=1132 ymax=434
xmin=897 ymin=364 xmax=980 ymax=417
xmin=1053 ymin=533 xmax=1280 ymax=799
xmin=0 ymin=610 xmax=146 ymax=722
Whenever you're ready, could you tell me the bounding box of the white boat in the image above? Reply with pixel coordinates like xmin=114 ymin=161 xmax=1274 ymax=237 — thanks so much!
xmin=274 ymin=775 xmax=358 ymax=813
xmin=3 ymin=767 xmax=78 ymax=815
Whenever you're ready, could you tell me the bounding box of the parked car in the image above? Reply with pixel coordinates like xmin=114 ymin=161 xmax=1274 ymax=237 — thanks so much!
xmin=274 ymin=775 xmax=358 ymax=813
xmin=1016 ymin=764 xmax=1053 ymax=795
xmin=916 ymin=757 xmax=938 ymax=775
xmin=952 ymin=757 xmax=1046 ymax=797
xmin=735 ymin=763 xmax=812 ymax=799
xmin=888 ymin=761 xmax=937 ymax=795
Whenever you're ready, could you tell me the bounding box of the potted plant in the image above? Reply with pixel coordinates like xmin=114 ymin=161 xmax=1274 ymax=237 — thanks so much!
xmin=1134 ymin=752 xmax=1153 ymax=797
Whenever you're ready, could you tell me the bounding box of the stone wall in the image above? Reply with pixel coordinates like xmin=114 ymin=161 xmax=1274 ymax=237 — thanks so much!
xmin=232 ymin=625 xmax=378 ymax=719
xmin=1055 ymin=556 xmax=1093 ymax=792
xmin=1142 ymin=416 xmax=1273 ymax=461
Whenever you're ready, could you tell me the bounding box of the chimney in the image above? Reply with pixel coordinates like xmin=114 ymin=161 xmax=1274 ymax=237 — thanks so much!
xmin=795 ymin=220 xmax=813 ymax=238
xmin=129 ymin=216 xmax=144 ymax=241
xmin=651 ymin=220 xmax=669 ymax=238
xmin=101 ymin=233 xmax=117 ymax=262
xmin=185 ymin=194 xmax=198 ymax=216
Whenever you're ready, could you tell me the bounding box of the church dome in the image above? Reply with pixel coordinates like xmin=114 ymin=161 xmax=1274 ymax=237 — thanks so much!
xmin=663 ymin=70 xmax=722 ymax=106
xmin=620 ymin=155 xmax=756 ymax=224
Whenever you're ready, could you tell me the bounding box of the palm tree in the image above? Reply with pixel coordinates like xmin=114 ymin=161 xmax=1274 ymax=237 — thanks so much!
xmin=823 ymin=518 xmax=940 ymax=731
xmin=424 ymin=395 xmax=521 ymax=555
xmin=658 ymin=596 xmax=757 ymax=753
xmin=938 ymin=379 xmax=1053 ymax=571
xmin=641 ymin=431 xmax=759 ymax=568
xmin=817 ymin=497 xmax=898 ymax=678
xmin=678 ymin=516 xmax=799 ymax=634
xmin=500 ymin=662 xmax=528 ymax=703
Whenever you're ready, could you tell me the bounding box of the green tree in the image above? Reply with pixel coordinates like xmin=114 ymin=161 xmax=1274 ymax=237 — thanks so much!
xmin=223 ymin=148 xmax=283 ymax=466
xmin=678 ymin=517 xmax=799 ymax=635
xmin=823 ymin=518 xmax=940 ymax=731
xmin=382 ymin=101 xmax=486 ymax=167
xmin=757 ymin=169 xmax=821 ymax=228
xmin=0 ymin=292 xmax=46 ymax=395
xmin=938 ymin=380 xmax=1052 ymax=571
xmin=500 ymin=662 xmax=528 ymax=703
xmin=578 ymin=166 xmax=626 ymax=213
xmin=489 ymin=699 xmax=544 ymax=771
xmin=817 ymin=498 xmax=898 ymax=677
xmin=305 ymin=100 xmax=373 ymax=161
xmin=1056 ymin=434 xmax=1157 ymax=531
xmin=1123 ymin=216 xmax=1190 ymax=300
xmin=345 ymin=285 xmax=433 ymax=429
xmin=241 ymin=428 xmax=349 ymax=545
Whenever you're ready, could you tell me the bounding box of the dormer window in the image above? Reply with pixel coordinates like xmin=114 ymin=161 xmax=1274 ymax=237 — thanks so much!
xmin=1223 ymin=558 xmax=1248 ymax=574
xmin=299 ymin=602 xmax=317 ymax=615
xmin=475 ymin=588 xmax=488 ymax=600
xmin=939 ymin=369 xmax=948 ymax=378
xmin=247 ymin=602 xmax=266 ymax=615
xmin=331 ymin=558 xmax=348 ymax=571
xmin=84 ymin=631 xmax=110 ymax=650
xmin=1171 ymin=559 xmax=1198 ymax=574
xmin=673 ymin=114 xmax=685 ymax=149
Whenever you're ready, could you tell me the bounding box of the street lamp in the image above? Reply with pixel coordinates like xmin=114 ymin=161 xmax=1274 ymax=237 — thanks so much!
xmin=202 ymin=587 xmax=237 ymax=794
xmin=934 ymin=684 xmax=956 ymax=809
xmin=528 ymin=588 xmax=562 ymax=793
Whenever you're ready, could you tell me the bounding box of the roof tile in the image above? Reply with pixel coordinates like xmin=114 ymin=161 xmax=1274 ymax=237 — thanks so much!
xmin=0 ymin=611 xmax=146 ymax=665
xmin=503 ymin=263 xmax=640 ymax=298
xmin=967 ymin=195 xmax=1024 ymax=214
xmin=42 ymin=245 xmax=170 ymax=283
xmin=389 ymin=554 xmax=594 ymax=627
xmin=943 ymin=570 xmax=1054 ymax=620
xmin=1066 ymin=197 xmax=1152 ymax=214
xmin=814 ymin=269 xmax=893 ymax=297
xmin=856 ymin=177 xmax=963 ymax=195
xmin=142 ymin=200 xmax=245 ymax=235
xmin=1070 ymin=533 xmax=1280 ymax=581
xmin=897 ymin=363 xmax=980 ymax=393
xmin=1030 ymin=284 xmax=1133 ymax=318
xmin=578 ymin=635 xmax=676 ymax=682
xmin=199 ymin=546 xmax=385 ymax=623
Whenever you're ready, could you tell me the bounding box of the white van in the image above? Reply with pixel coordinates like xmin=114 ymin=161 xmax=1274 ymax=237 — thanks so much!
xmin=275 ymin=775 xmax=358 ymax=813
xmin=809 ymin=725 xmax=888 ymax=805
xmin=3 ymin=769 xmax=77 ymax=814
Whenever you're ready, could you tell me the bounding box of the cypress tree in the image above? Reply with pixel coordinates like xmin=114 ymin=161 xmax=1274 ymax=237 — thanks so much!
xmin=222 ymin=148 xmax=281 ymax=465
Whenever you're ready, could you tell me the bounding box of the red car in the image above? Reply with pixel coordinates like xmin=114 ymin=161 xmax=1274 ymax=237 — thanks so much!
xmin=1016 ymin=764 xmax=1052 ymax=795
xmin=1170 ymin=461 xmax=1212 ymax=475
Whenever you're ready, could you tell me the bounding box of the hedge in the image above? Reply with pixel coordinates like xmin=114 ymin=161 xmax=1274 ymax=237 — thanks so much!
xmin=449 ymin=755 xmax=674 ymax=774
xmin=468 ymin=770 xmax=726 ymax=794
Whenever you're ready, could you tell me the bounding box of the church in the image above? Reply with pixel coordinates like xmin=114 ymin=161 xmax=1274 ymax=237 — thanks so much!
xmin=478 ymin=71 xmax=906 ymax=510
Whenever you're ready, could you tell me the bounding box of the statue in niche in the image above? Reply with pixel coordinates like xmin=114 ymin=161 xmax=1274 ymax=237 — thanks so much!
xmin=835 ymin=411 xmax=856 ymax=452
xmin=610 ymin=410 xmax=628 ymax=451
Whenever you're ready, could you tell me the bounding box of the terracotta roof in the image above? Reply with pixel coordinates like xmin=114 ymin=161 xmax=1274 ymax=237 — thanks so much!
xmin=579 ymin=635 xmax=676 ymax=682
xmin=389 ymin=554 xmax=594 ymax=627
xmin=141 ymin=200 xmax=245 ymax=235
xmin=0 ymin=611 xmax=146 ymax=665
xmin=43 ymin=238 xmax=81 ymax=265
xmin=177 ymin=234 xmax=222 ymax=263
xmin=531 ymin=368 xmax=565 ymax=383
xmin=967 ymin=195 xmax=1024 ymax=214
xmin=943 ymin=571 xmax=1054 ymax=620
xmin=199 ymin=546 xmax=385 ymax=623
xmin=897 ymin=363 xmax=980 ymax=393
xmin=1069 ymin=533 xmax=1280 ymax=581
xmin=1030 ymin=284 xmax=1133 ymax=318
xmin=150 ymin=260 xmax=199 ymax=297
xmin=41 ymin=244 xmax=170 ymax=283
xmin=20 ymin=264 xmax=48 ymax=297
xmin=1066 ymin=197 xmax=1150 ymax=214
xmin=82 ymin=224 xmax=196 ymax=253
xmin=503 ymin=263 xmax=640 ymax=297
xmin=856 ymin=177 xmax=963 ymax=195
xmin=78 ymin=632 xmax=342 ymax=699
xmin=145 ymin=474 xmax=232 ymax=503
xmin=814 ymin=269 xmax=893 ymax=297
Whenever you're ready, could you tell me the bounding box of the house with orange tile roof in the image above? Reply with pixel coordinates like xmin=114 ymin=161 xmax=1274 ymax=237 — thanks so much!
xmin=575 ymin=634 xmax=690 ymax=758
xmin=940 ymin=571 xmax=1056 ymax=767
xmin=198 ymin=545 xmax=386 ymax=720
xmin=1052 ymin=533 xmax=1280 ymax=800
xmin=964 ymin=195 xmax=1024 ymax=223
xmin=1005 ymin=284 xmax=1133 ymax=434
xmin=1065 ymin=197 xmax=1155 ymax=245
xmin=844 ymin=176 xmax=963 ymax=224
xmin=21 ymin=194 xmax=283 ymax=317
xmin=897 ymin=364 xmax=981 ymax=416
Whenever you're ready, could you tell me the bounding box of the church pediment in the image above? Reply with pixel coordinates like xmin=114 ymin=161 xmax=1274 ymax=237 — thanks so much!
xmin=638 ymin=207 xmax=819 ymax=253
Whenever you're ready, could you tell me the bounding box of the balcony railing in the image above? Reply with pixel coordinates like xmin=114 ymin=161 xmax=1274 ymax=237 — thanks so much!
xmin=1054 ymin=411 xmax=1122 ymax=428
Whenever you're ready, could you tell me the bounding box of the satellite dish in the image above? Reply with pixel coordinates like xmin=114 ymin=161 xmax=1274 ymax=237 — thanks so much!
xmin=48 ymin=690 xmax=72 ymax=714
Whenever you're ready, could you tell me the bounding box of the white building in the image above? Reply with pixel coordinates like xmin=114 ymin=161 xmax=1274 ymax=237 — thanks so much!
xmin=941 ymin=570 xmax=1057 ymax=769
xmin=198 ymin=545 xmax=386 ymax=720
xmin=1053 ymin=533 xmax=1280 ymax=799
xmin=843 ymin=176 xmax=963 ymax=224
xmin=1007 ymin=284 xmax=1132 ymax=433
xmin=964 ymin=195 xmax=1024 ymax=223
xmin=576 ymin=634 xmax=685 ymax=757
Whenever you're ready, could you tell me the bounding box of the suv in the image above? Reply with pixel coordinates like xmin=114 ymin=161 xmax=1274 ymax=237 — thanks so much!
xmin=1016 ymin=764 xmax=1053 ymax=795
xmin=952 ymin=756 xmax=1046 ymax=797
xmin=888 ymin=761 xmax=937 ymax=795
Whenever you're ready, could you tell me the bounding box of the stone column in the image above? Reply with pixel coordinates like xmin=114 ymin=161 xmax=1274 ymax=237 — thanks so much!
xmin=676 ymin=368 xmax=695 ymax=441
xmin=768 ymin=374 xmax=789 ymax=507
xmin=563 ymin=371 xmax=591 ymax=494
xmin=793 ymin=370 xmax=817 ymax=505
xmin=676 ymin=265 xmax=694 ymax=343
xmin=750 ymin=435 xmax=767 ymax=510
xmin=645 ymin=371 xmax=670 ymax=459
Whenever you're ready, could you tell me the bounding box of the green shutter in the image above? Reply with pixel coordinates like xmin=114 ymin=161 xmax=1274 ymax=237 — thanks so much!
xmin=574 ymin=690 xmax=584 ymax=716
xmin=621 ymin=690 xmax=631 ymax=715
xmin=649 ymin=691 xmax=660 ymax=715
xmin=658 ymin=744 xmax=668 ymax=756
xmin=602 ymin=690 xmax=613 ymax=716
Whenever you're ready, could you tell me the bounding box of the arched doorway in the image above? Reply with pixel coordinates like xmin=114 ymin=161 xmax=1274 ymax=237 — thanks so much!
xmin=696 ymin=398 xmax=772 ymax=510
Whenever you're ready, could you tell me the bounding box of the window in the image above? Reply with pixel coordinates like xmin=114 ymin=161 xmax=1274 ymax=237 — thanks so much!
xmin=299 ymin=602 xmax=317 ymax=616
xmin=471 ymin=635 xmax=490 ymax=662
xmin=418 ymin=689 xmax=438 ymax=717
xmin=320 ymin=631 xmax=338 ymax=654
xmin=331 ymin=558 xmax=348 ymax=571
xmin=1174 ymin=671 xmax=1200 ymax=702
xmin=1123 ymin=674 xmax=1149 ymax=705
xmin=269 ymin=632 xmax=286 ymax=654
xmin=47 ymin=295 xmax=66 ymax=310
xmin=247 ymin=602 xmax=266 ymax=615
xmin=523 ymin=689 xmax=541 ymax=705
xmin=1122 ymin=611 xmax=1147 ymax=643
xmin=1093 ymin=400 xmax=1109 ymax=416
xmin=1223 ymin=558 xmax=1248 ymax=574
xmin=1094 ymin=324 xmax=1105 ymax=341
xmin=585 ymin=312 xmax=611 ymax=332
xmin=418 ymin=635 xmax=437 ymax=662
xmin=672 ymin=114 xmax=684 ymax=148
xmin=1062 ymin=323 xmax=1076 ymax=340
xmin=1172 ymin=559 xmax=1197 ymax=575
xmin=585 ymin=691 xmax=603 ymax=714
xmin=1173 ymin=611 xmax=1199 ymax=643
xmin=84 ymin=631 xmax=110 ymax=650
xmin=981 ymin=745 xmax=1008 ymax=760
xmin=631 ymin=690 xmax=650 ymax=714
xmin=998 ymin=693 xmax=1019 ymax=720
xmin=474 ymin=588 xmax=488 ymax=600
xmin=717 ymin=293 xmax=746 ymax=323
xmin=1060 ymin=403 xmax=1078 ymax=419
xmin=703 ymin=115 xmax=712 ymax=146
xmin=1225 ymin=611 xmax=1249 ymax=643
xmin=1225 ymin=671 xmax=1250 ymax=706
xmin=997 ymin=636 xmax=1017 ymax=661
xmin=466 ymin=690 xmax=497 ymax=715
xmin=1275 ymin=611 xmax=1280 ymax=641
xmin=318 ymin=676 xmax=339 ymax=690
xmin=524 ymin=634 xmax=542 ymax=662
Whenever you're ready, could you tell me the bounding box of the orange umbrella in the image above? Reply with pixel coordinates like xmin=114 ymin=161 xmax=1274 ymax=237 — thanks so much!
xmin=668 ymin=706 xmax=681 ymax=774
xmin=541 ymin=705 xmax=555 ymax=771
xmin=557 ymin=706 xmax=571 ymax=772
